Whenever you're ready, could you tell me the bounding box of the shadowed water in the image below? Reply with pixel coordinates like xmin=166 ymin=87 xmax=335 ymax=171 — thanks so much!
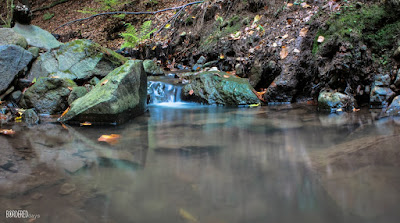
xmin=1 ymin=104 xmax=400 ymax=223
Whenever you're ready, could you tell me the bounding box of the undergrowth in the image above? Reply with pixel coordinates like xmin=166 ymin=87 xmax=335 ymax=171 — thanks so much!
xmin=120 ymin=20 xmax=156 ymax=49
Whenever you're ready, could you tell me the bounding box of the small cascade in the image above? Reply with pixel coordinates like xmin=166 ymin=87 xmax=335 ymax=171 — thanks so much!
xmin=147 ymin=78 xmax=184 ymax=105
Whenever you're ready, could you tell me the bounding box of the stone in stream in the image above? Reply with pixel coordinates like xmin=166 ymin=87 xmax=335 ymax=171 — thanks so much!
xmin=20 ymin=78 xmax=77 ymax=114
xmin=317 ymin=90 xmax=356 ymax=112
xmin=13 ymin=23 xmax=61 ymax=50
xmin=22 ymin=108 xmax=40 ymax=125
xmin=58 ymin=60 xmax=147 ymax=125
xmin=370 ymin=86 xmax=395 ymax=108
xmin=385 ymin=95 xmax=400 ymax=116
xmin=0 ymin=45 xmax=33 ymax=94
xmin=27 ymin=39 xmax=128 ymax=82
xmin=0 ymin=28 xmax=28 ymax=49
xmin=67 ymin=86 xmax=88 ymax=106
xmin=182 ymin=71 xmax=260 ymax=105
xmin=395 ymin=69 xmax=400 ymax=87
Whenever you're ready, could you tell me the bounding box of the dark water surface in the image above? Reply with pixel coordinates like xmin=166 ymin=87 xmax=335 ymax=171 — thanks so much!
xmin=1 ymin=104 xmax=400 ymax=223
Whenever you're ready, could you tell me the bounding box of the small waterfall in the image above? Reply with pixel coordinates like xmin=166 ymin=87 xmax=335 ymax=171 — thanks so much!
xmin=147 ymin=79 xmax=184 ymax=105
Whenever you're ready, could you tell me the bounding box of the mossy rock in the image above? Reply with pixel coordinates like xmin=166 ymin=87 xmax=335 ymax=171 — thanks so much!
xmin=28 ymin=39 xmax=128 ymax=82
xmin=318 ymin=90 xmax=356 ymax=112
xmin=20 ymin=77 xmax=77 ymax=114
xmin=58 ymin=60 xmax=147 ymax=125
xmin=182 ymin=71 xmax=259 ymax=106
xmin=0 ymin=28 xmax=28 ymax=49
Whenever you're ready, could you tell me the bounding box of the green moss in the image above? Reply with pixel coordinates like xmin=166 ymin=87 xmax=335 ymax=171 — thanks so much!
xmin=313 ymin=3 xmax=400 ymax=56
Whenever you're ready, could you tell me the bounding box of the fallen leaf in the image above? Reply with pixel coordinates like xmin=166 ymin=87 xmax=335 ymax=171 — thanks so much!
xmin=280 ymin=46 xmax=289 ymax=59
xmin=98 ymin=134 xmax=121 ymax=145
xmin=15 ymin=116 xmax=22 ymax=122
xmin=249 ymin=103 xmax=261 ymax=107
xmin=179 ymin=208 xmax=198 ymax=223
xmin=0 ymin=129 xmax=16 ymax=135
xmin=189 ymin=89 xmax=194 ymax=95
xmin=293 ymin=48 xmax=301 ymax=53
xmin=68 ymin=87 xmax=73 ymax=91
xmin=61 ymin=123 xmax=69 ymax=129
xmin=219 ymin=54 xmax=225 ymax=59
xmin=0 ymin=101 xmax=2 ymax=104
xmin=299 ymin=27 xmax=308 ymax=37
xmin=282 ymin=34 xmax=289 ymax=39
xmin=287 ymin=3 xmax=293 ymax=7
xmin=287 ymin=18 xmax=293 ymax=25
xmin=253 ymin=15 xmax=262 ymax=24
xmin=152 ymin=45 xmax=157 ymax=50
xmin=100 ymin=79 xmax=108 ymax=86
xmin=60 ymin=107 xmax=70 ymax=119
xmin=80 ymin=121 xmax=92 ymax=126
xmin=317 ymin=36 xmax=325 ymax=43
xmin=223 ymin=75 xmax=230 ymax=78
xmin=353 ymin=108 xmax=360 ymax=112
xmin=165 ymin=23 xmax=171 ymax=29
xmin=301 ymin=3 xmax=311 ymax=8
xmin=336 ymin=108 xmax=343 ymax=112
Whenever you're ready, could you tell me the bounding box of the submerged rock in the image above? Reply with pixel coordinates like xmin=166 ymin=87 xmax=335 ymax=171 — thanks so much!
xmin=28 ymin=39 xmax=127 ymax=81
xmin=58 ymin=60 xmax=147 ymax=124
xmin=13 ymin=23 xmax=61 ymax=50
xmin=0 ymin=45 xmax=33 ymax=94
xmin=22 ymin=108 xmax=40 ymax=125
xmin=20 ymin=78 xmax=77 ymax=114
xmin=385 ymin=95 xmax=400 ymax=116
xmin=0 ymin=28 xmax=28 ymax=49
xmin=143 ymin=59 xmax=164 ymax=76
xmin=182 ymin=71 xmax=259 ymax=106
xmin=318 ymin=90 xmax=356 ymax=112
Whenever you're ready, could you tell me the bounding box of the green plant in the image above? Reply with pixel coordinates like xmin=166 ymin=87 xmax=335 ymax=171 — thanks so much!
xmin=0 ymin=0 xmax=14 ymax=28
xmin=43 ymin=12 xmax=55 ymax=21
xmin=120 ymin=20 xmax=156 ymax=49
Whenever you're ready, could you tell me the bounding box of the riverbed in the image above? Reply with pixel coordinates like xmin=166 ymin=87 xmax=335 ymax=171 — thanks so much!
xmin=1 ymin=104 xmax=400 ymax=223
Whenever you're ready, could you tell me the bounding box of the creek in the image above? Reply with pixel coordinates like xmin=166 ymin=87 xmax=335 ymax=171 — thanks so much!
xmin=0 ymin=80 xmax=399 ymax=223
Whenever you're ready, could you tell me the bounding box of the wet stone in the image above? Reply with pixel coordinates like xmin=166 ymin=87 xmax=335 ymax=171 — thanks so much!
xmin=22 ymin=108 xmax=39 ymax=125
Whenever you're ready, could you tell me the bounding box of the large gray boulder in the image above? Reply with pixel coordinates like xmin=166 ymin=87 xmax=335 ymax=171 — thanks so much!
xmin=370 ymin=86 xmax=395 ymax=108
xmin=318 ymin=90 xmax=356 ymax=112
xmin=182 ymin=71 xmax=260 ymax=106
xmin=0 ymin=45 xmax=33 ymax=94
xmin=12 ymin=23 xmax=61 ymax=50
xmin=20 ymin=78 xmax=77 ymax=114
xmin=28 ymin=39 xmax=128 ymax=82
xmin=0 ymin=28 xmax=28 ymax=49
xmin=58 ymin=60 xmax=147 ymax=124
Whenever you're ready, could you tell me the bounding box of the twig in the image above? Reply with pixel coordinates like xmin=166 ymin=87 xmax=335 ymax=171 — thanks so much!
xmin=154 ymin=5 xmax=186 ymax=37
xmin=53 ymin=1 xmax=204 ymax=32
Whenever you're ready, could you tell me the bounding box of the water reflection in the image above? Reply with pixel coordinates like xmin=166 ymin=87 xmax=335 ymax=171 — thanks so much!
xmin=0 ymin=105 xmax=399 ymax=222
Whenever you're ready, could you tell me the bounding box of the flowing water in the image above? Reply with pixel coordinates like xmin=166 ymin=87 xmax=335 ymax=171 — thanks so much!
xmin=1 ymin=81 xmax=400 ymax=223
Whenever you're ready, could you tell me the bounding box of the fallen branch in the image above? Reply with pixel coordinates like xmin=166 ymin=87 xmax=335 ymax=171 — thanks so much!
xmin=53 ymin=1 xmax=204 ymax=32
xmin=154 ymin=4 xmax=187 ymax=37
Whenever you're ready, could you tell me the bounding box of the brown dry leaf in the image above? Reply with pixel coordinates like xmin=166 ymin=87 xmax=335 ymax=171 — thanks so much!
xmin=100 ymin=79 xmax=109 ymax=86
xmin=299 ymin=27 xmax=308 ymax=37
xmin=189 ymin=89 xmax=194 ymax=95
xmin=80 ymin=121 xmax=92 ymax=126
xmin=60 ymin=107 xmax=70 ymax=119
xmin=353 ymin=108 xmax=360 ymax=112
xmin=287 ymin=3 xmax=293 ymax=7
xmin=280 ymin=46 xmax=289 ymax=59
xmin=223 ymin=75 xmax=230 ymax=78
xmin=287 ymin=18 xmax=293 ymax=25
xmin=317 ymin=36 xmax=325 ymax=43
xmin=0 ymin=129 xmax=16 ymax=135
xmin=219 ymin=54 xmax=225 ymax=59
xmin=0 ymin=101 xmax=3 ymax=105
xmin=152 ymin=45 xmax=157 ymax=50
xmin=301 ymin=3 xmax=311 ymax=8
xmin=61 ymin=123 xmax=69 ymax=130
xmin=98 ymin=134 xmax=121 ymax=145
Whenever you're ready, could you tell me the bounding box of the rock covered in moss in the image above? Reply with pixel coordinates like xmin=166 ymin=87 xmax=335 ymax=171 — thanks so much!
xmin=20 ymin=78 xmax=77 ymax=114
xmin=58 ymin=60 xmax=147 ymax=125
xmin=67 ymin=87 xmax=88 ymax=105
xmin=0 ymin=45 xmax=33 ymax=94
xmin=182 ymin=71 xmax=259 ymax=106
xmin=143 ymin=59 xmax=164 ymax=76
xmin=0 ymin=28 xmax=28 ymax=49
xmin=22 ymin=108 xmax=39 ymax=125
xmin=13 ymin=23 xmax=61 ymax=50
xmin=318 ymin=90 xmax=356 ymax=112
xmin=28 ymin=39 xmax=128 ymax=81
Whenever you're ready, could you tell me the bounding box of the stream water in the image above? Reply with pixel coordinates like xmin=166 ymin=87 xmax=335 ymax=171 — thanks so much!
xmin=1 ymin=80 xmax=400 ymax=223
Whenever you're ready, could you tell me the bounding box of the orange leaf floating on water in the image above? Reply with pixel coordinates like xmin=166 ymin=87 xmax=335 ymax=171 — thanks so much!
xmin=101 ymin=79 xmax=108 ymax=86
xmin=280 ymin=46 xmax=289 ymax=59
xmin=98 ymin=134 xmax=121 ymax=145
xmin=0 ymin=129 xmax=16 ymax=135
xmin=80 ymin=121 xmax=92 ymax=126
xmin=353 ymin=108 xmax=360 ymax=112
